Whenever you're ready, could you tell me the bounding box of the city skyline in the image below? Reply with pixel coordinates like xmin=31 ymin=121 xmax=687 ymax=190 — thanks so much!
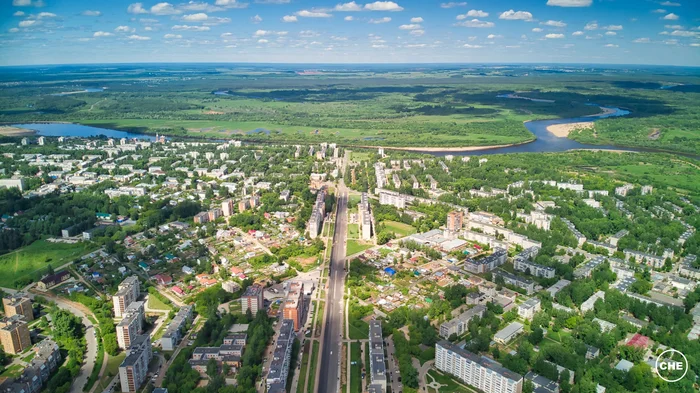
xmin=1 ymin=0 xmax=699 ymax=66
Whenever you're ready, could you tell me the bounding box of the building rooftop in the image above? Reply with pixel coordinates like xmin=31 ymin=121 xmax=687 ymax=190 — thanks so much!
xmin=437 ymin=341 xmax=522 ymax=382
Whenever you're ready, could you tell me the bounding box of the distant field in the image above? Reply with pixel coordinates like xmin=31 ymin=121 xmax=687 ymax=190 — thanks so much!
xmin=603 ymin=160 xmax=700 ymax=193
xmin=0 ymin=240 xmax=94 ymax=288
xmin=147 ymin=294 xmax=172 ymax=311
xmin=381 ymin=220 xmax=416 ymax=237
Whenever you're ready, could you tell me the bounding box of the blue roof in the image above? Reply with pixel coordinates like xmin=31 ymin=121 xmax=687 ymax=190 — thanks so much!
xmin=384 ymin=267 xmax=396 ymax=276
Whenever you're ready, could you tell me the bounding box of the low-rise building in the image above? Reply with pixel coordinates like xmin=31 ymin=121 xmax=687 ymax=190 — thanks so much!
xmin=439 ymin=305 xmax=487 ymax=338
xmin=494 ymin=322 xmax=524 ymax=344
xmin=517 ymin=298 xmax=541 ymax=321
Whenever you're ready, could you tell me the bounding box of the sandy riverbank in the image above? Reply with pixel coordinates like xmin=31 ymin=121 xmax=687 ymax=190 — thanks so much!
xmin=546 ymin=122 xmax=594 ymax=138
xmin=0 ymin=126 xmax=36 ymax=137
xmin=357 ymin=139 xmax=534 ymax=152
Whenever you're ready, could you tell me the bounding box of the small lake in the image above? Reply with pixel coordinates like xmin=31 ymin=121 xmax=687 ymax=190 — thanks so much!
xmin=12 ymin=123 xmax=158 ymax=141
xmin=51 ymin=87 xmax=105 ymax=96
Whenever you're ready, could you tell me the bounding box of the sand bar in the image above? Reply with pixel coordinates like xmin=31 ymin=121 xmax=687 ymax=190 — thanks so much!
xmin=546 ymin=122 xmax=594 ymax=138
xmin=0 ymin=126 xmax=36 ymax=137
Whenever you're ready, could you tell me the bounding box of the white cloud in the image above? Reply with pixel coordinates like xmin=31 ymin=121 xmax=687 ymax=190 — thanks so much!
xmin=8 ymin=28 xmax=20 ymax=33
xmin=660 ymin=1 xmax=680 ymax=6
xmin=299 ymin=30 xmax=319 ymax=37
xmin=254 ymin=0 xmax=290 ymax=3
xmin=257 ymin=38 xmax=269 ymax=43
xmin=399 ymin=24 xmax=421 ymax=30
xmin=499 ymin=10 xmax=534 ymax=21
xmin=546 ymin=0 xmax=592 ymax=7
xmin=572 ymin=31 xmax=583 ymax=36
xmin=255 ymin=29 xmax=288 ymax=36
xmin=282 ymin=15 xmax=297 ymax=22
xmin=545 ymin=33 xmax=565 ymax=39
xmin=604 ymin=43 xmax=618 ymax=47
xmin=164 ymin=33 xmax=182 ymax=39
xmin=603 ymin=25 xmax=623 ymax=30
xmin=671 ymin=30 xmax=697 ymax=37
xmin=440 ymin=2 xmax=467 ymax=8
xmin=296 ymin=10 xmax=332 ymax=18
xmin=344 ymin=16 xmax=354 ymax=21
xmin=369 ymin=17 xmax=392 ymax=24
xmin=214 ymin=0 xmax=247 ymax=8
xmin=364 ymin=1 xmax=403 ymax=11
xmin=460 ymin=10 xmax=488 ymax=18
xmin=690 ymin=43 xmax=700 ymax=47
xmin=12 ymin=0 xmax=44 ymax=6
xmin=665 ymin=24 xmax=682 ymax=29
xmin=532 ymin=28 xmax=543 ymax=32
xmin=128 ymin=34 xmax=151 ymax=40
xmin=409 ymin=29 xmax=424 ymax=36
xmin=487 ymin=34 xmax=501 ymax=39
xmin=633 ymin=37 xmax=651 ymax=43
xmin=405 ymin=43 xmax=426 ymax=48
xmin=140 ymin=18 xmax=158 ymax=23
xmin=664 ymin=39 xmax=679 ymax=45
xmin=251 ymin=14 xmax=262 ymax=23
xmin=127 ymin=3 xmax=149 ymax=14
xmin=19 ymin=20 xmax=37 ymax=27
xmin=144 ymin=26 xmax=154 ymax=31
xmin=36 ymin=12 xmax=57 ymax=18
xmin=457 ymin=19 xmax=494 ymax=28
xmin=81 ymin=10 xmax=101 ymax=16
xmin=463 ymin=44 xmax=482 ymax=48
xmin=182 ymin=13 xmax=208 ymax=21
xmin=115 ymin=26 xmax=135 ymax=33
xmin=13 ymin=11 xmax=25 ymax=16
xmin=663 ymin=13 xmax=679 ymax=20
xmin=151 ymin=2 xmax=181 ymax=15
xmin=410 ymin=17 xmax=423 ymax=23
xmin=584 ymin=21 xmax=598 ymax=30
xmin=652 ymin=9 xmax=666 ymax=14
xmin=542 ymin=20 xmax=566 ymax=27
xmin=93 ymin=31 xmax=113 ymax=37
xmin=605 ymin=31 xmax=616 ymax=36
xmin=372 ymin=44 xmax=387 ymax=48
xmin=172 ymin=24 xmax=210 ymax=31
xmin=334 ymin=2 xmax=362 ymax=11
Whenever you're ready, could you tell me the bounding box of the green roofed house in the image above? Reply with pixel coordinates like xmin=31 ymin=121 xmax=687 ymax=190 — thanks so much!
xmin=138 ymin=262 xmax=150 ymax=272
xmin=96 ymin=212 xmax=111 ymax=220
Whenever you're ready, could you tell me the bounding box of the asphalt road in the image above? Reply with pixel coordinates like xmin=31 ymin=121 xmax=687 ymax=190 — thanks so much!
xmin=318 ymin=183 xmax=348 ymax=393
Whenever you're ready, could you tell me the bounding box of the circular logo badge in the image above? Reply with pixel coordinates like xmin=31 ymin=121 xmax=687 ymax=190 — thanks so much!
xmin=655 ymin=349 xmax=688 ymax=383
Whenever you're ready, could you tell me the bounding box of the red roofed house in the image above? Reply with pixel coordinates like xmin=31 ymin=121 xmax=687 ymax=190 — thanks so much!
xmin=627 ymin=333 xmax=650 ymax=349
xmin=154 ymin=274 xmax=173 ymax=285
xmin=171 ymin=286 xmax=184 ymax=296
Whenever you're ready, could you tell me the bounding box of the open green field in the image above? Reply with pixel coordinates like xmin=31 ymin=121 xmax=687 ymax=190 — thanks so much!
xmin=602 ymin=160 xmax=700 ymax=194
xmin=350 ymin=342 xmax=362 ymax=393
xmin=381 ymin=220 xmax=417 ymax=237
xmin=346 ymin=240 xmax=373 ymax=257
xmin=0 ymin=240 xmax=94 ymax=288
xmin=347 ymin=224 xmax=359 ymax=240
xmin=307 ymin=341 xmax=320 ymax=393
xmin=96 ymin=352 xmax=127 ymax=392
xmin=296 ymin=341 xmax=310 ymax=393
xmin=0 ymin=364 xmax=24 ymax=379
xmin=427 ymin=370 xmax=475 ymax=393
xmin=147 ymin=293 xmax=173 ymax=311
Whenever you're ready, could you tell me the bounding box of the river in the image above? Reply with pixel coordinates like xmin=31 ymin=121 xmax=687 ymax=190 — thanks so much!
xmin=10 ymin=106 xmax=692 ymax=158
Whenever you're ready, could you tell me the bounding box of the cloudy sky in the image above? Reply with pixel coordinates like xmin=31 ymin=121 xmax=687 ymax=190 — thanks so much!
xmin=1 ymin=0 xmax=699 ymax=66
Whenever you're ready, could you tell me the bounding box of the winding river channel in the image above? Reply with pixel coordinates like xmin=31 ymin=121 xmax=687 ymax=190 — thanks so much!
xmin=10 ymin=105 xmax=693 ymax=158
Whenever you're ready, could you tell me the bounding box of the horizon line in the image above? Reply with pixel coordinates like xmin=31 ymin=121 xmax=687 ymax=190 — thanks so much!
xmin=1 ymin=61 xmax=700 ymax=69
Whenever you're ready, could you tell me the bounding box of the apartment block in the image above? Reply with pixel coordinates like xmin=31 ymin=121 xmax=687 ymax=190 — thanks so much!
xmin=439 ymin=305 xmax=486 ymax=339
xmin=0 ymin=315 xmax=31 ymax=355
xmin=160 ymin=305 xmax=193 ymax=351
xmin=113 ymin=276 xmax=140 ymax=318
xmin=369 ymin=320 xmax=387 ymax=393
xmin=241 ymin=284 xmax=264 ymax=315
xmin=436 ymin=341 xmax=523 ymax=393
xmin=283 ymin=283 xmax=305 ymax=331
xmin=117 ymin=301 xmax=144 ymax=350
xmin=266 ymin=320 xmax=295 ymax=392
xmin=3 ymin=294 xmax=34 ymax=322
xmin=119 ymin=335 xmax=152 ymax=393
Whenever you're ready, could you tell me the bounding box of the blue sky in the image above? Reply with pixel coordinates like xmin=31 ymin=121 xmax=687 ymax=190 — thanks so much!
xmin=1 ymin=0 xmax=699 ymax=66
